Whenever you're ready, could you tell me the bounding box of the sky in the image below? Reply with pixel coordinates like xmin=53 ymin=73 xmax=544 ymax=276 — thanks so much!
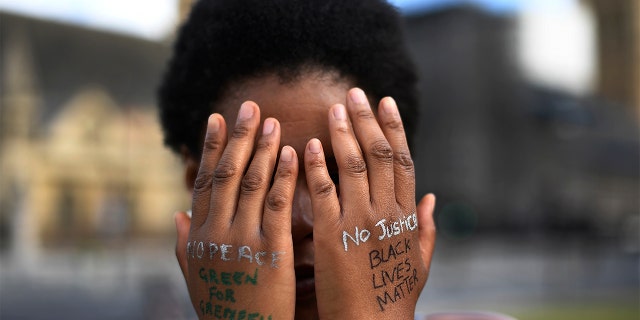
xmin=0 ymin=0 xmax=177 ymax=39
xmin=0 ymin=0 xmax=577 ymax=39
xmin=0 ymin=0 xmax=593 ymax=95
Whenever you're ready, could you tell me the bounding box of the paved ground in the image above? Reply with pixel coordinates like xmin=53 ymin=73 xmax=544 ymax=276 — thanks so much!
xmin=1 ymin=236 xmax=637 ymax=319
xmin=417 ymin=236 xmax=639 ymax=315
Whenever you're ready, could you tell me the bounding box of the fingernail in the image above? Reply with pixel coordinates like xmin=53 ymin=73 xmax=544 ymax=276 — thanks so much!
xmin=208 ymin=114 xmax=220 ymax=133
xmin=280 ymin=146 xmax=294 ymax=162
xmin=237 ymin=102 xmax=254 ymax=121
xmin=381 ymin=97 xmax=398 ymax=116
xmin=309 ymin=139 xmax=322 ymax=154
xmin=349 ymin=88 xmax=367 ymax=105
xmin=263 ymin=118 xmax=276 ymax=135
xmin=332 ymin=104 xmax=346 ymax=121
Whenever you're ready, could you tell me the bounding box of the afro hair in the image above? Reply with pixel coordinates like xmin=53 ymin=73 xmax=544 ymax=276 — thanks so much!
xmin=158 ymin=0 xmax=418 ymax=156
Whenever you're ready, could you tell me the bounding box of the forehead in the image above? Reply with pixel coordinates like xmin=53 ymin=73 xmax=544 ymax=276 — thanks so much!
xmin=215 ymin=71 xmax=353 ymax=158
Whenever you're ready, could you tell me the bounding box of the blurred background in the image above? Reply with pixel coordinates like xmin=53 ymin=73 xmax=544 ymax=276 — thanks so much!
xmin=0 ymin=0 xmax=638 ymax=319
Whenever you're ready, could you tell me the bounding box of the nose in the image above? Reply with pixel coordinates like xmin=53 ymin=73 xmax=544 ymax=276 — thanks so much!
xmin=291 ymin=176 xmax=314 ymax=243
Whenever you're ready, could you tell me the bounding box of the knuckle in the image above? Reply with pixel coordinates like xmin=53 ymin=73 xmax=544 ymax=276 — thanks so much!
xmin=213 ymin=161 xmax=237 ymax=184
xmin=276 ymin=164 xmax=294 ymax=179
xmin=335 ymin=125 xmax=350 ymax=135
xmin=240 ymin=171 xmax=264 ymax=195
xmin=384 ymin=117 xmax=404 ymax=130
xmin=394 ymin=151 xmax=415 ymax=172
xmin=368 ymin=139 xmax=393 ymax=164
xmin=265 ymin=191 xmax=288 ymax=211
xmin=193 ymin=172 xmax=213 ymax=193
xmin=255 ymin=139 xmax=273 ymax=152
xmin=312 ymin=179 xmax=335 ymax=198
xmin=306 ymin=156 xmax=326 ymax=170
xmin=356 ymin=109 xmax=375 ymax=120
xmin=344 ymin=154 xmax=367 ymax=176
xmin=203 ymin=135 xmax=222 ymax=152
xmin=231 ymin=123 xmax=251 ymax=139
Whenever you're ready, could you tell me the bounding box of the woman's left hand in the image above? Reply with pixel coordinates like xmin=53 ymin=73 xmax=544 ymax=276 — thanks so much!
xmin=304 ymin=88 xmax=437 ymax=319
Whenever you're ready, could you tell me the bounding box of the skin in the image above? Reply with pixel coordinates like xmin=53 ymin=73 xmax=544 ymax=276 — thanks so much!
xmin=174 ymin=70 xmax=437 ymax=319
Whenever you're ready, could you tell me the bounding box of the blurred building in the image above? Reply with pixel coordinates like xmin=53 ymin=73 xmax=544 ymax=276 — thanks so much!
xmin=0 ymin=13 xmax=187 ymax=259
xmin=0 ymin=1 xmax=638 ymax=262
xmin=404 ymin=5 xmax=639 ymax=240
xmin=585 ymin=0 xmax=640 ymax=118
xmin=0 ymin=4 xmax=636 ymax=318
xmin=179 ymin=0 xmax=198 ymax=26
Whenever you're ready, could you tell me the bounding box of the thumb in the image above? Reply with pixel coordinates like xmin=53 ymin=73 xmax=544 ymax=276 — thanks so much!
xmin=174 ymin=211 xmax=191 ymax=280
xmin=417 ymin=194 xmax=436 ymax=271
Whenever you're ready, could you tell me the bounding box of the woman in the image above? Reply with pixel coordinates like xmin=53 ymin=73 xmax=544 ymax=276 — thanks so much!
xmin=158 ymin=0 xmax=436 ymax=318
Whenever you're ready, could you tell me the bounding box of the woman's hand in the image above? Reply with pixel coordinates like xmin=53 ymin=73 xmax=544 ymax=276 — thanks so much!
xmin=305 ymin=88 xmax=436 ymax=319
xmin=175 ymin=102 xmax=297 ymax=319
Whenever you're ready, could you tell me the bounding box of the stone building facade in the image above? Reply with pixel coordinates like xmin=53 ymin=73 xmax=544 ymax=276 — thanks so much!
xmin=0 ymin=13 xmax=188 ymax=260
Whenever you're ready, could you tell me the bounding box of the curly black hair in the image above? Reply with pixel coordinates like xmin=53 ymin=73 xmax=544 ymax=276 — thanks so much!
xmin=158 ymin=0 xmax=418 ymax=157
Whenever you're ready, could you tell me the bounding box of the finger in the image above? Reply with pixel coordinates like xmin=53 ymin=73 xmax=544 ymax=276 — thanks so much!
xmin=234 ymin=118 xmax=281 ymax=232
xmin=304 ymin=139 xmax=341 ymax=231
xmin=346 ymin=88 xmax=394 ymax=209
xmin=328 ymin=104 xmax=370 ymax=210
xmin=378 ymin=97 xmax=415 ymax=211
xmin=208 ymin=101 xmax=261 ymax=224
xmin=262 ymin=146 xmax=298 ymax=243
xmin=417 ymin=194 xmax=436 ymax=271
xmin=174 ymin=211 xmax=192 ymax=280
xmin=191 ymin=114 xmax=227 ymax=228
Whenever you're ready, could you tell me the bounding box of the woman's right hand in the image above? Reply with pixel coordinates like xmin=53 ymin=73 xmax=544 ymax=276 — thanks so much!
xmin=175 ymin=102 xmax=297 ymax=319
